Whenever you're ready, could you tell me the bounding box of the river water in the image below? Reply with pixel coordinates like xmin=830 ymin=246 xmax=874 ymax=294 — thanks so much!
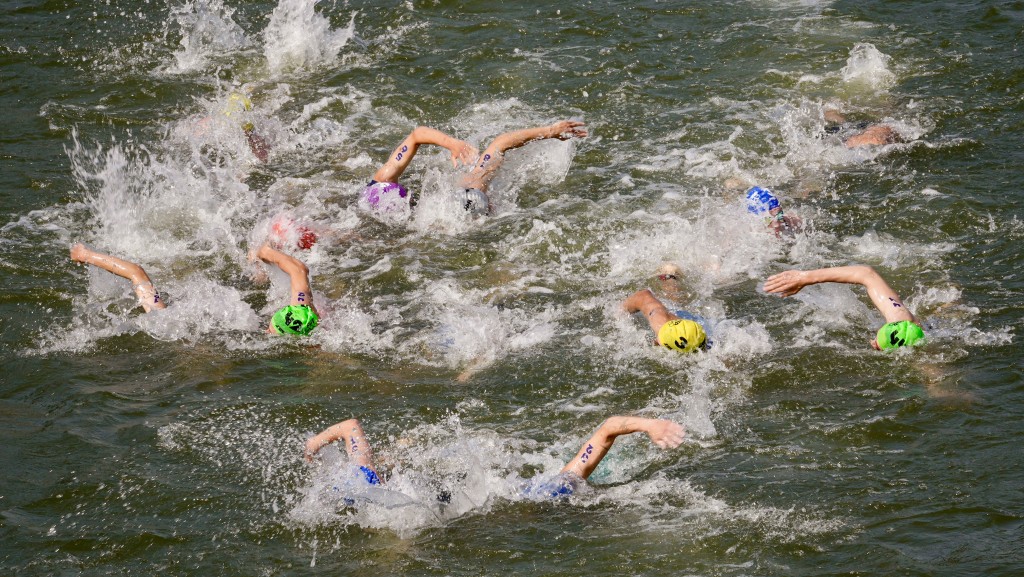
xmin=1 ymin=0 xmax=1022 ymax=575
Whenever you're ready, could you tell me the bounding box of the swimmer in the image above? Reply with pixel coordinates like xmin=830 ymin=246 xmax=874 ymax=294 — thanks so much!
xmin=70 ymin=243 xmax=166 ymax=312
xmin=305 ymin=418 xmax=381 ymax=485
xmin=70 ymin=242 xmax=319 ymax=336
xmin=364 ymin=120 xmax=587 ymax=215
xmin=251 ymin=243 xmax=320 ymax=336
xmin=268 ymin=213 xmax=319 ymax=251
xmin=623 ymin=285 xmax=709 ymax=353
xmin=524 ymin=415 xmax=685 ymax=498
xmin=305 ymin=415 xmax=685 ymax=500
xmin=763 ymin=264 xmax=925 ymax=350
xmin=823 ymin=109 xmax=903 ymax=148
xmin=223 ymin=91 xmax=269 ymax=162
xmin=745 ymin=186 xmax=803 ymax=237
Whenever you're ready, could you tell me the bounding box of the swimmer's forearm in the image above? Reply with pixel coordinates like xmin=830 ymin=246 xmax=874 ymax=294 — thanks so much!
xmin=805 ymin=265 xmax=876 ymax=287
xmin=410 ymin=127 xmax=475 ymax=167
xmin=305 ymin=419 xmax=370 ymax=460
xmin=772 ymin=265 xmax=874 ymax=292
xmin=490 ymin=121 xmax=586 ymax=153
xmin=771 ymin=265 xmax=914 ymax=321
xmin=70 ymin=243 xmax=154 ymax=287
xmin=488 ymin=126 xmax=554 ymax=153
xmin=597 ymin=416 xmax=665 ymax=439
xmin=411 ymin=126 xmax=462 ymax=150
xmin=560 ymin=416 xmax=679 ymax=479
xmin=305 ymin=423 xmax=347 ymax=457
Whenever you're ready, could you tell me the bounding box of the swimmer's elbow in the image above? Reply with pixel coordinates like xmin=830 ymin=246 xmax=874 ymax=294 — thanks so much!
xmin=289 ymin=260 xmax=310 ymax=278
xmin=596 ymin=416 xmax=631 ymax=440
xmin=849 ymin=265 xmax=885 ymax=287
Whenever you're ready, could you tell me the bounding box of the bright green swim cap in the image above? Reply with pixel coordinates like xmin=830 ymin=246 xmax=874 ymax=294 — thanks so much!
xmin=272 ymin=305 xmax=319 ymax=336
xmin=876 ymin=320 xmax=925 ymax=350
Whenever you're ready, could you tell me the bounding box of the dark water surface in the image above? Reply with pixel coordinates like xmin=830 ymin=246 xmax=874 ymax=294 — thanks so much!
xmin=2 ymin=0 xmax=1023 ymax=575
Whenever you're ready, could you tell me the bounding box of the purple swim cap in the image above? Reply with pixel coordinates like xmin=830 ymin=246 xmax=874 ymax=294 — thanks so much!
xmin=362 ymin=181 xmax=411 ymax=213
xmin=746 ymin=186 xmax=780 ymax=215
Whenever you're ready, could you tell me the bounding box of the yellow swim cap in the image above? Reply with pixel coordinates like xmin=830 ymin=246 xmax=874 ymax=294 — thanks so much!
xmin=657 ymin=319 xmax=707 ymax=353
xmin=224 ymin=92 xmax=253 ymax=117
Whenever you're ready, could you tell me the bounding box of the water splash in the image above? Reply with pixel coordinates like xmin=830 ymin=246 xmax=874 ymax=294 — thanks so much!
xmin=840 ymin=43 xmax=895 ymax=93
xmin=263 ymin=0 xmax=357 ymax=76
xmin=167 ymin=0 xmax=249 ymax=74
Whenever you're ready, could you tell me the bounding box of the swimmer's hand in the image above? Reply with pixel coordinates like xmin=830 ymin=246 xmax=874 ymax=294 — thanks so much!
xmin=449 ymin=140 xmax=479 ymax=167
xmin=763 ymin=269 xmax=810 ymax=297
xmin=646 ymin=419 xmax=685 ymax=449
xmin=548 ymin=120 xmax=588 ymax=140
xmin=304 ymin=436 xmax=324 ymax=463
xmin=768 ymin=214 xmax=803 ymax=238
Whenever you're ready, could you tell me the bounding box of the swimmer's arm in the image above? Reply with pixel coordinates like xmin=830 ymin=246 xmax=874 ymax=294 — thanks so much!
xmin=764 ymin=265 xmax=915 ymax=322
xmin=372 ymin=126 xmax=477 ymax=182
xmin=70 ymin=243 xmax=166 ymax=312
xmin=849 ymin=265 xmax=916 ymax=323
xmin=255 ymin=244 xmax=316 ymax=312
xmin=410 ymin=126 xmax=477 ymax=166
xmin=485 ymin=121 xmax=587 ymax=156
xmin=559 ymin=416 xmax=684 ymax=480
xmin=304 ymin=418 xmax=376 ymax=471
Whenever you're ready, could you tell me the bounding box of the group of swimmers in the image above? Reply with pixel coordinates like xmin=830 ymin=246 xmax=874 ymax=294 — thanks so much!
xmin=69 ymin=99 xmax=923 ymax=502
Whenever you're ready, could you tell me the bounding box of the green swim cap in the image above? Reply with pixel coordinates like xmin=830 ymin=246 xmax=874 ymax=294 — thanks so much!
xmin=272 ymin=305 xmax=319 ymax=336
xmin=876 ymin=320 xmax=925 ymax=350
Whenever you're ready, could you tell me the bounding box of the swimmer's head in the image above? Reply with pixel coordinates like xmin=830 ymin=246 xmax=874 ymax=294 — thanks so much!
xmin=269 ymin=216 xmax=318 ymax=250
xmin=656 ymin=263 xmax=683 ymax=281
xmin=746 ymin=187 xmax=780 ymax=215
xmin=873 ymin=320 xmax=925 ymax=351
xmin=659 ymin=319 xmax=708 ymax=353
xmin=271 ymin=304 xmax=319 ymax=336
xmin=522 ymin=473 xmax=580 ymax=500
xmin=463 ymin=188 xmax=489 ymax=215
xmin=362 ymin=181 xmax=413 ymax=213
xmin=224 ymin=92 xmax=253 ymax=116
xmin=224 ymin=92 xmax=255 ymax=132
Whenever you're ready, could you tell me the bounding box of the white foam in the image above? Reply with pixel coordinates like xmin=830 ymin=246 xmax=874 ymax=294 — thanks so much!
xmin=840 ymin=43 xmax=895 ymax=93
xmin=263 ymin=1 xmax=356 ymax=76
xmin=165 ymin=0 xmax=249 ymax=74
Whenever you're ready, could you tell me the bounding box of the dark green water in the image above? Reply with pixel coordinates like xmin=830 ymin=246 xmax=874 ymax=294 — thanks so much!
xmin=2 ymin=0 xmax=1023 ymax=575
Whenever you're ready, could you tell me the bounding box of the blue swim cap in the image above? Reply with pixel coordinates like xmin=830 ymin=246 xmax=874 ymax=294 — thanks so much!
xmin=746 ymin=186 xmax=780 ymax=215
xmin=522 ymin=473 xmax=580 ymax=500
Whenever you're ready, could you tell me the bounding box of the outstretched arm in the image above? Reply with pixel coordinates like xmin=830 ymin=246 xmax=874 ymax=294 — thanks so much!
xmin=763 ymin=265 xmax=915 ymax=323
xmin=560 ymin=416 xmax=684 ymax=480
xmin=462 ymin=120 xmax=587 ymax=192
xmin=372 ymin=126 xmax=478 ymax=183
xmin=70 ymin=243 xmax=166 ymax=312
xmin=483 ymin=120 xmax=587 ymax=156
